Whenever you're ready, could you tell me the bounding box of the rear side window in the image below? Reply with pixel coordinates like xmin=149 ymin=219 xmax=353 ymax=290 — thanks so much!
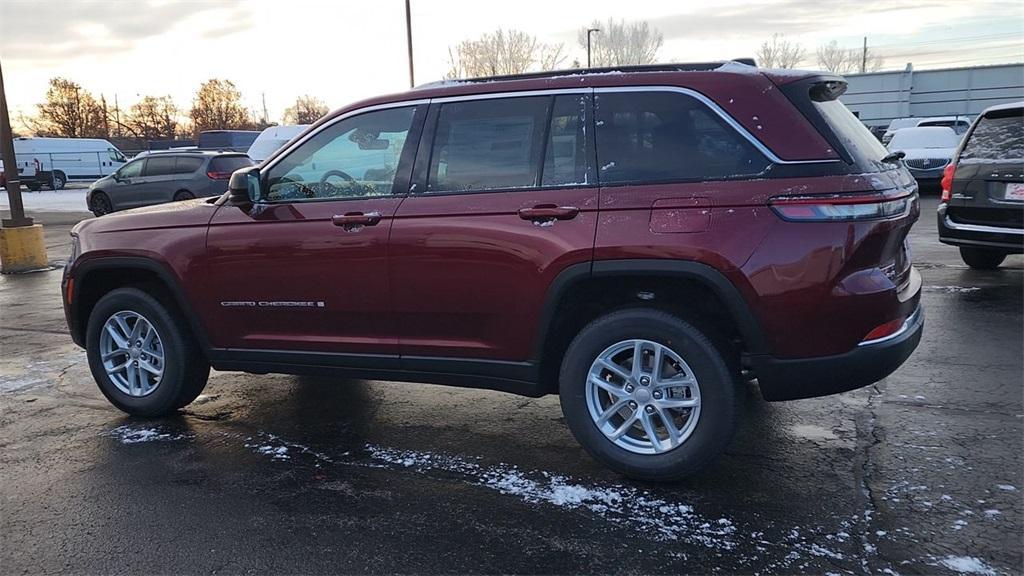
xmin=143 ymin=156 xmax=176 ymax=176
xmin=209 ymin=155 xmax=254 ymax=174
xmin=428 ymin=97 xmax=548 ymax=192
xmin=594 ymin=91 xmax=770 ymax=185
xmin=959 ymin=109 xmax=1024 ymax=163
xmin=174 ymin=156 xmax=204 ymax=174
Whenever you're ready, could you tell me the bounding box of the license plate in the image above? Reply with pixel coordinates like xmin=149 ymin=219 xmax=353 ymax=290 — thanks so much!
xmin=1006 ymin=183 xmax=1024 ymax=201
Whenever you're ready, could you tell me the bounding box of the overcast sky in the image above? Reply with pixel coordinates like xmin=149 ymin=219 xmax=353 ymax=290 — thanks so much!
xmin=2 ymin=0 xmax=1022 ymax=124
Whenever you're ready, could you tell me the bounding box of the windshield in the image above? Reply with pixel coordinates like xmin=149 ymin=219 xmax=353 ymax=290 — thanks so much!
xmin=888 ymin=127 xmax=959 ymax=150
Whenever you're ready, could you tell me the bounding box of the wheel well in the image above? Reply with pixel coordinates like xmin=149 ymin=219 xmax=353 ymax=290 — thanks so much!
xmin=537 ymin=275 xmax=746 ymax=394
xmin=74 ymin=267 xmax=190 ymax=347
xmin=174 ymin=189 xmax=194 ymax=198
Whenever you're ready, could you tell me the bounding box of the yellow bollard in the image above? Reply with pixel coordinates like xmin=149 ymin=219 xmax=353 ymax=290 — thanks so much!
xmin=0 ymin=224 xmax=48 ymax=273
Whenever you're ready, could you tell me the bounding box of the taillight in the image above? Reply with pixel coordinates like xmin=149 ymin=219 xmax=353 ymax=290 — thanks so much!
xmin=940 ymin=164 xmax=955 ymax=203
xmin=769 ymin=192 xmax=912 ymax=222
xmin=206 ymin=171 xmax=232 ymax=180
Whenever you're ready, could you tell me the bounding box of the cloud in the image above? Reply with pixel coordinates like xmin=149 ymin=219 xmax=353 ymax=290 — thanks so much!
xmin=0 ymin=0 xmax=252 ymax=63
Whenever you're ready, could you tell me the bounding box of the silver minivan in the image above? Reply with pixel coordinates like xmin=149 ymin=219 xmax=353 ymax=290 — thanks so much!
xmin=86 ymin=151 xmax=253 ymax=216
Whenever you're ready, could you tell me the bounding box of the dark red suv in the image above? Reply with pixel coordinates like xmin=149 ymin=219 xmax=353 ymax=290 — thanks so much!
xmin=62 ymin=63 xmax=923 ymax=480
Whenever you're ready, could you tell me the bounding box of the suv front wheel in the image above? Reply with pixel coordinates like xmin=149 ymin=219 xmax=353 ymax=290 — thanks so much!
xmin=86 ymin=287 xmax=210 ymax=416
xmin=559 ymin=309 xmax=738 ymax=481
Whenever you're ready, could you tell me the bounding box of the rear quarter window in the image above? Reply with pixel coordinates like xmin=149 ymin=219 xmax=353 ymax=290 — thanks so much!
xmin=174 ymin=156 xmax=204 ymax=174
xmin=959 ymin=109 xmax=1024 ymax=163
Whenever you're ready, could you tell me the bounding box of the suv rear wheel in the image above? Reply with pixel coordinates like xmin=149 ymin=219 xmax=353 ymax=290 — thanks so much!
xmin=959 ymin=246 xmax=1006 ymax=270
xmin=86 ymin=287 xmax=209 ymax=416
xmin=559 ymin=308 xmax=738 ymax=481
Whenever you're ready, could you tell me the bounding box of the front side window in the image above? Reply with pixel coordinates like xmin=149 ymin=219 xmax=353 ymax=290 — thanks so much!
xmin=265 ymin=106 xmax=416 ymax=202
xmin=428 ymin=97 xmax=549 ymax=193
xmin=595 ymin=91 xmax=771 ymax=185
xmin=118 ymin=159 xmax=144 ymax=179
xmin=960 ymin=109 xmax=1024 ymax=163
xmin=108 ymin=148 xmax=127 ymax=162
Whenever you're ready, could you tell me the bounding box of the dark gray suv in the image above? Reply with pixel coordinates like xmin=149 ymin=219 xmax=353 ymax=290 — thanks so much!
xmin=87 ymin=151 xmax=253 ymax=216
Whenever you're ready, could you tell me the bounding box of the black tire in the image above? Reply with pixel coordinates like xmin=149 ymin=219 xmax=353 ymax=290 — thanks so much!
xmin=27 ymin=182 xmax=42 ymax=191
xmin=173 ymin=190 xmax=195 ymax=201
xmin=90 ymin=191 xmax=112 ymax=217
xmin=559 ymin=308 xmax=739 ymax=482
xmin=51 ymin=171 xmax=66 ymax=190
xmin=86 ymin=287 xmax=210 ymax=417
xmin=960 ymin=246 xmax=1006 ymax=270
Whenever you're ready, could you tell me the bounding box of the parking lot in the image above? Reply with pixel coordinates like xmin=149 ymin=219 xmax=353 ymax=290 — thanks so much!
xmin=0 ymin=195 xmax=1021 ymax=575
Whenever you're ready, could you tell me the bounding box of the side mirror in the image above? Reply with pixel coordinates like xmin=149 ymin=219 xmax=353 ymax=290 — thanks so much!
xmin=228 ymin=166 xmax=260 ymax=205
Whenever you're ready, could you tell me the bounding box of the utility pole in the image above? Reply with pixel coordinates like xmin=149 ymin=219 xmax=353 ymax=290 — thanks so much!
xmin=261 ymin=92 xmax=269 ymax=124
xmin=0 ymin=57 xmax=48 ymax=272
xmin=405 ymin=0 xmax=415 ymax=87
xmin=586 ymin=28 xmax=601 ymax=68
xmin=114 ymin=94 xmax=121 ymax=137
xmin=861 ymin=37 xmax=868 ymax=74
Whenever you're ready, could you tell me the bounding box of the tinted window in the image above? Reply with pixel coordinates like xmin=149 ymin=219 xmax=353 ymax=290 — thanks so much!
xmin=595 ymin=91 xmax=770 ymax=184
xmin=143 ymin=156 xmax=176 ymax=176
xmin=208 ymin=156 xmax=253 ymax=174
xmin=543 ymin=95 xmax=589 ymax=186
xmin=265 ymin=106 xmax=415 ymax=202
xmin=428 ymin=97 xmax=548 ymax=192
xmin=813 ymin=98 xmax=891 ymax=171
xmin=118 ymin=159 xmax=144 ymax=178
xmin=174 ymin=156 xmax=204 ymax=174
xmin=960 ymin=109 xmax=1024 ymax=163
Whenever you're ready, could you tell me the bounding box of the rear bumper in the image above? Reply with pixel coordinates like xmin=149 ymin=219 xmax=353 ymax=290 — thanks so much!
xmin=937 ymin=203 xmax=1024 ymax=252
xmin=750 ymin=304 xmax=923 ymax=401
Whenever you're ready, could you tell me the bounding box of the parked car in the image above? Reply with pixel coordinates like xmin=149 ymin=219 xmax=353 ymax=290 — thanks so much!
xmin=197 ymin=130 xmax=260 ymax=152
xmin=882 ymin=116 xmax=972 ymax=145
xmin=62 ymin=63 xmax=923 ymax=481
xmin=10 ymin=137 xmax=128 ymax=189
xmin=887 ymin=126 xmax=960 ymax=190
xmin=86 ymin=151 xmax=253 ymax=216
xmin=937 ymin=101 xmax=1024 ymax=269
xmin=246 ymin=125 xmax=310 ymax=163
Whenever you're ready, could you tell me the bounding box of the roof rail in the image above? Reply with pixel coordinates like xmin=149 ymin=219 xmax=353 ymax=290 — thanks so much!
xmin=415 ymin=59 xmax=758 ymax=89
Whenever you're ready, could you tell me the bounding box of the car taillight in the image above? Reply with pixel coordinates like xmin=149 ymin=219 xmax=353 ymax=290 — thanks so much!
xmin=940 ymin=164 xmax=955 ymax=203
xmin=769 ymin=192 xmax=912 ymax=222
xmin=206 ymin=171 xmax=232 ymax=180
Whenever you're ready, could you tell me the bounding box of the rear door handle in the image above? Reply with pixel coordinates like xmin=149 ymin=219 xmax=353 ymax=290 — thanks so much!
xmin=518 ymin=205 xmax=580 ymax=222
xmin=332 ymin=211 xmax=382 ymax=228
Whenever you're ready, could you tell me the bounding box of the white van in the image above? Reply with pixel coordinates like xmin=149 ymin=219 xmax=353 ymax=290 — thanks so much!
xmin=12 ymin=137 xmax=128 ymax=189
xmin=246 ymin=125 xmax=309 ymax=163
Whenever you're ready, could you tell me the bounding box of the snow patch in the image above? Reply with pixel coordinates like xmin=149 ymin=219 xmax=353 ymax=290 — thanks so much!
xmin=926 ymin=285 xmax=981 ymax=294
xmin=996 ymin=484 xmax=1016 ymax=491
xmin=934 ymin=555 xmax=997 ymax=575
xmin=104 ymin=425 xmax=190 ymax=444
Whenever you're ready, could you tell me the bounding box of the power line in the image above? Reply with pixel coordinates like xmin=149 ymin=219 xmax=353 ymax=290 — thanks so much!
xmin=867 ymin=31 xmax=1021 ymax=50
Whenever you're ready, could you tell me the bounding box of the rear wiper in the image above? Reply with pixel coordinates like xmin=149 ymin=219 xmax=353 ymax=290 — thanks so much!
xmin=881 ymin=150 xmax=906 ymax=164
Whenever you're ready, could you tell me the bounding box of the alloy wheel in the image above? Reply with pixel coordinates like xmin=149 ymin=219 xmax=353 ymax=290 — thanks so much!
xmin=99 ymin=310 xmax=165 ymax=397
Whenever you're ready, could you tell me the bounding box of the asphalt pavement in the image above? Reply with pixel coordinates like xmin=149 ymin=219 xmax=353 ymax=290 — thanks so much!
xmin=1 ymin=196 xmax=1021 ymax=575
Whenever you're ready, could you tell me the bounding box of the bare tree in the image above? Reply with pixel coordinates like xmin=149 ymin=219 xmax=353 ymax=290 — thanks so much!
xmin=446 ymin=28 xmax=565 ymax=79
xmin=578 ymin=18 xmax=663 ymax=67
xmin=27 ymin=77 xmax=108 ymax=137
xmin=282 ymin=95 xmax=328 ymax=125
xmin=189 ymin=79 xmax=252 ymax=136
xmin=756 ymin=34 xmax=806 ymax=69
xmin=125 ymin=95 xmax=181 ymax=139
xmin=816 ymin=40 xmax=885 ymax=73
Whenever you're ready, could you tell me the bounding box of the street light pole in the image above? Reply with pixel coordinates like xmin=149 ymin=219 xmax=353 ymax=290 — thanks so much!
xmin=0 ymin=57 xmax=47 ymax=273
xmin=0 ymin=59 xmax=30 ymax=228
xmin=405 ymin=0 xmax=415 ymax=87
xmin=586 ymin=28 xmax=600 ymax=68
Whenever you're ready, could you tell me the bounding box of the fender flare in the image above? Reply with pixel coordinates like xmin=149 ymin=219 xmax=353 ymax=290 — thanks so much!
xmin=70 ymin=256 xmax=212 ymax=351
xmin=532 ymin=259 xmax=767 ymax=361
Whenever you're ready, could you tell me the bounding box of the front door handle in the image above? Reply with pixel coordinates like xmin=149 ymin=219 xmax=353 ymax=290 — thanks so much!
xmin=332 ymin=211 xmax=382 ymax=229
xmin=518 ymin=205 xmax=580 ymax=223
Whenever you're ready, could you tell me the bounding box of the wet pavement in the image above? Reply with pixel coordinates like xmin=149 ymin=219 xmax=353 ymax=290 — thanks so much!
xmin=1 ymin=197 xmax=1021 ymax=575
